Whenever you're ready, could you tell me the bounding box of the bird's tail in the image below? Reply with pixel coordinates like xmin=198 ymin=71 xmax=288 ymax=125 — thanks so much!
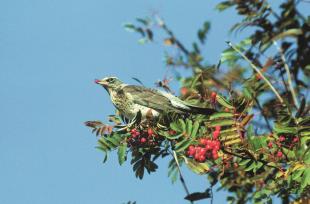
xmin=186 ymin=104 xmax=216 ymax=115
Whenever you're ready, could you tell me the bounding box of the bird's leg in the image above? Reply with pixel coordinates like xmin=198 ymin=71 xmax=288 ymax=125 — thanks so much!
xmin=128 ymin=110 xmax=142 ymax=127
xmin=115 ymin=111 xmax=143 ymax=132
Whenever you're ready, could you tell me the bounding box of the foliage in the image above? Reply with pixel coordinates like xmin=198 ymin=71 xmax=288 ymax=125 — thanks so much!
xmin=86 ymin=1 xmax=310 ymax=203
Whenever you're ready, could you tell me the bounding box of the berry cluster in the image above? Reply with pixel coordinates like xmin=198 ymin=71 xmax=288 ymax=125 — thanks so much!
xmin=267 ymin=135 xmax=299 ymax=158
xmin=127 ymin=128 xmax=161 ymax=147
xmin=186 ymin=126 xmax=221 ymax=162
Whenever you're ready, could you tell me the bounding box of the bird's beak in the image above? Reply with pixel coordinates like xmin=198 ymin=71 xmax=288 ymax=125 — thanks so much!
xmin=94 ymin=79 xmax=108 ymax=87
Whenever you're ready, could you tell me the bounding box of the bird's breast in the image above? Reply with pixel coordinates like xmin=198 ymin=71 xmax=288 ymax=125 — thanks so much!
xmin=110 ymin=90 xmax=159 ymax=120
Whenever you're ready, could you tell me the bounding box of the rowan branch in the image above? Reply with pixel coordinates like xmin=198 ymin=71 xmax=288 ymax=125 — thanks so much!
xmin=226 ymin=41 xmax=284 ymax=104
xmin=272 ymin=40 xmax=299 ymax=108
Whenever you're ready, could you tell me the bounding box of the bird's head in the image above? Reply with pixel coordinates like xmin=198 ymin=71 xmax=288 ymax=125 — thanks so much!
xmin=94 ymin=77 xmax=123 ymax=92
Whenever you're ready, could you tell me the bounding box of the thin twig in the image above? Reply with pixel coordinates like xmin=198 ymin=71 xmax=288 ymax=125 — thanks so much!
xmin=172 ymin=150 xmax=194 ymax=204
xmin=210 ymin=186 xmax=213 ymax=204
xmin=272 ymin=40 xmax=299 ymax=108
xmin=226 ymin=41 xmax=284 ymax=104
xmin=157 ymin=17 xmax=230 ymax=90
xmin=160 ymin=23 xmax=190 ymax=56
xmin=221 ymin=148 xmax=280 ymax=169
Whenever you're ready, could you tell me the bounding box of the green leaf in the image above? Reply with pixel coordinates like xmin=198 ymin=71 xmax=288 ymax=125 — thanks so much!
xmin=138 ymin=38 xmax=147 ymax=45
xmin=248 ymin=136 xmax=267 ymax=151
xmin=186 ymin=119 xmax=193 ymax=136
xmin=216 ymin=95 xmax=234 ymax=109
xmin=170 ymin=121 xmax=183 ymax=132
xmin=197 ymin=21 xmax=211 ymax=44
xmin=186 ymin=158 xmax=209 ymax=174
xmin=136 ymin=17 xmax=149 ymax=26
xmin=239 ymin=159 xmax=251 ymax=166
xmin=175 ymin=139 xmax=193 ymax=152
xmin=168 ymin=159 xmax=179 ymax=184
xmin=96 ymin=146 xmax=108 ymax=163
xmin=123 ymin=23 xmax=136 ymax=32
xmin=301 ymin=168 xmax=310 ymax=189
xmin=292 ymin=169 xmax=304 ymax=181
xmin=244 ymin=161 xmax=256 ymax=172
xmin=274 ymin=124 xmax=297 ymax=134
xmin=215 ymin=1 xmax=234 ymax=11
xmin=179 ymin=119 xmax=186 ymax=131
xmin=210 ymin=119 xmax=235 ymax=127
xmin=161 ymin=131 xmax=183 ymax=140
xmin=191 ymin=121 xmax=200 ymax=138
xmin=210 ymin=112 xmax=234 ymax=120
xmin=271 ymin=29 xmax=303 ymax=41
xmin=117 ymin=143 xmax=127 ymax=165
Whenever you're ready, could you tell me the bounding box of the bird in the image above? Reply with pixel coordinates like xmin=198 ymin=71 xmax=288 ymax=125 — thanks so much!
xmin=95 ymin=76 xmax=216 ymax=120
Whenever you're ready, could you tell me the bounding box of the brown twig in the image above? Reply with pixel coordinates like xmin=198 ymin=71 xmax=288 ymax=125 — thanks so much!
xmin=227 ymin=41 xmax=285 ymax=104
xmin=157 ymin=18 xmax=230 ymax=90
xmin=221 ymin=148 xmax=280 ymax=169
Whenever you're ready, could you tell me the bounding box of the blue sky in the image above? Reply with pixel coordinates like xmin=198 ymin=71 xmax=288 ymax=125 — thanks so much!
xmin=2 ymin=0 xmax=307 ymax=203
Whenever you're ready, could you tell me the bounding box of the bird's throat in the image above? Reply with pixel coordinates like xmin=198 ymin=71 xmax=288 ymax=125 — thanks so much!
xmin=103 ymin=86 xmax=111 ymax=95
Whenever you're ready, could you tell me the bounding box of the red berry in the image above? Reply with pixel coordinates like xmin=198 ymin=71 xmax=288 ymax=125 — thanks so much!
xmin=181 ymin=87 xmax=188 ymax=95
xmin=187 ymin=146 xmax=196 ymax=156
xmin=140 ymin=138 xmax=147 ymax=143
xmin=194 ymin=152 xmax=200 ymax=160
xmin=267 ymin=141 xmax=273 ymax=148
xmin=206 ymin=139 xmax=212 ymax=146
xmin=147 ymin=128 xmax=154 ymax=136
xmin=131 ymin=129 xmax=137 ymax=134
xmin=200 ymin=148 xmax=207 ymax=155
xmin=169 ymin=130 xmax=177 ymax=135
xmin=211 ymin=92 xmax=217 ymax=98
xmin=256 ymin=74 xmax=262 ymax=80
xmin=212 ymin=151 xmax=219 ymax=160
xmin=213 ymin=131 xmax=220 ymax=140
xmin=215 ymin=126 xmax=221 ymax=132
xmin=277 ymin=151 xmax=283 ymax=158
xmin=205 ymin=144 xmax=212 ymax=150
xmin=199 ymin=138 xmax=208 ymax=145
xmin=210 ymin=140 xmax=218 ymax=148
xmin=279 ymin=136 xmax=285 ymax=142
xmin=224 ymin=108 xmax=230 ymax=112
xmin=293 ymin=137 xmax=299 ymax=143
xmin=213 ymin=141 xmax=220 ymax=150
xmin=198 ymin=154 xmax=206 ymax=162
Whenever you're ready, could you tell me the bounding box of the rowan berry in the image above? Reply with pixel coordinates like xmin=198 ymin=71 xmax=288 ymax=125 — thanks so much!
xmin=215 ymin=126 xmax=221 ymax=132
xmin=199 ymin=138 xmax=208 ymax=145
xmin=213 ymin=131 xmax=220 ymax=140
xmin=147 ymin=128 xmax=154 ymax=136
xmin=140 ymin=138 xmax=147 ymax=143
xmin=279 ymin=136 xmax=285 ymax=142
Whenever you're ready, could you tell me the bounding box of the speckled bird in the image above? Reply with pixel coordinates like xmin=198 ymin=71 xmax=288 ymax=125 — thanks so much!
xmin=95 ymin=76 xmax=215 ymax=120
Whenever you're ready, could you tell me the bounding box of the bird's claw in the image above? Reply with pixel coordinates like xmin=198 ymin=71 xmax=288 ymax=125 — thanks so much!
xmin=115 ymin=111 xmax=142 ymax=133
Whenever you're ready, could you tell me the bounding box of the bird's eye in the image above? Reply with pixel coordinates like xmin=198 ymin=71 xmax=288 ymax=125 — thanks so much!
xmin=107 ymin=78 xmax=114 ymax=83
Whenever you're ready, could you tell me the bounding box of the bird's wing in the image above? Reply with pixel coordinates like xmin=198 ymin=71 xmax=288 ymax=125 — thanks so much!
xmin=122 ymin=85 xmax=184 ymax=113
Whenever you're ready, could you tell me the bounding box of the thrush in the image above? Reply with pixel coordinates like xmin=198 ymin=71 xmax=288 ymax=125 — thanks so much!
xmin=95 ymin=76 xmax=215 ymax=120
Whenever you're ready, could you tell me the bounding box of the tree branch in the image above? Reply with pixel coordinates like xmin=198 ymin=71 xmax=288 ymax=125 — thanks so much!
xmin=272 ymin=40 xmax=299 ymax=108
xmin=227 ymin=41 xmax=284 ymax=104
